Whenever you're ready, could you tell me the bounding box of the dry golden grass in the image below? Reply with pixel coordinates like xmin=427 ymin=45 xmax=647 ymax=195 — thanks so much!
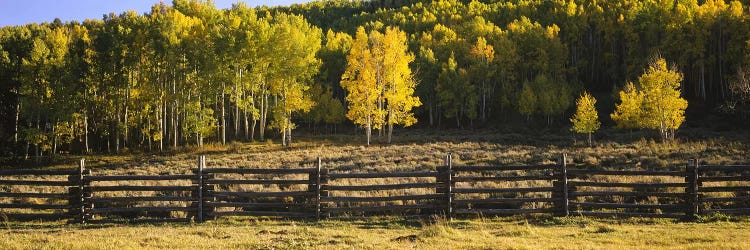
xmin=57 ymin=129 xmax=747 ymax=175
xmin=2 ymin=129 xmax=749 ymax=217
xmin=1 ymin=129 xmax=750 ymax=248
xmin=1 ymin=216 xmax=750 ymax=249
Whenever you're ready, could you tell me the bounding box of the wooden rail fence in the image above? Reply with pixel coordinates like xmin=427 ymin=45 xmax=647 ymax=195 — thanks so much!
xmin=0 ymin=154 xmax=749 ymax=223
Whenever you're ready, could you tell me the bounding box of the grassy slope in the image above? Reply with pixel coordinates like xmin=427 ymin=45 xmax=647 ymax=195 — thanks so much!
xmin=2 ymin=129 xmax=750 ymax=249
xmin=66 ymin=128 xmax=749 ymax=175
xmin=2 ymin=217 xmax=750 ymax=249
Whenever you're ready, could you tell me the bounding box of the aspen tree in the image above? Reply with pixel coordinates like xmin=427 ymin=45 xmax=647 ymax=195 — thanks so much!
xmin=381 ymin=26 xmax=420 ymax=144
xmin=341 ymin=26 xmax=379 ymax=145
xmin=571 ymin=91 xmax=600 ymax=147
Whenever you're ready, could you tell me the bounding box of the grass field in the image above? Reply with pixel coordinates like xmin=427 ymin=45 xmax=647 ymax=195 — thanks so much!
xmin=2 ymin=216 xmax=750 ymax=249
xmin=2 ymin=128 xmax=750 ymax=249
xmin=49 ymin=127 xmax=749 ymax=175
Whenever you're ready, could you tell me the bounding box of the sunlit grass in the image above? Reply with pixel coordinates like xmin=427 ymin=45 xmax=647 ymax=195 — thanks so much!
xmin=1 ymin=216 xmax=749 ymax=249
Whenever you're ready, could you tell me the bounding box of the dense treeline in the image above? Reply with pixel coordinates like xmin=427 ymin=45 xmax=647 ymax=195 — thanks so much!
xmin=0 ymin=1 xmax=328 ymax=156
xmin=1 ymin=0 xmax=750 ymax=156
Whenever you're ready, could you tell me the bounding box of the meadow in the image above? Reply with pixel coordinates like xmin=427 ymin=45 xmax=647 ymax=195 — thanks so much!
xmin=2 ymin=128 xmax=750 ymax=249
xmin=2 ymin=216 xmax=749 ymax=249
xmin=67 ymin=127 xmax=750 ymax=175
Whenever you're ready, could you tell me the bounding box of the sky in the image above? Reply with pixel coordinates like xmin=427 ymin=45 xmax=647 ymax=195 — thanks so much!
xmin=0 ymin=0 xmax=312 ymax=26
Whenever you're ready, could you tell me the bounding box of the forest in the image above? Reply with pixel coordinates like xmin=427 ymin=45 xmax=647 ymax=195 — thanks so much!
xmin=1 ymin=0 xmax=750 ymax=156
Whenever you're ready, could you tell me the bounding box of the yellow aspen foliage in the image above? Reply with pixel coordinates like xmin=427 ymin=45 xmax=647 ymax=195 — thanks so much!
xmin=570 ymin=91 xmax=600 ymax=146
xmin=341 ymin=26 xmax=379 ymax=145
xmin=470 ymin=36 xmax=494 ymax=64
xmin=611 ymin=82 xmax=643 ymax=130
xmin=638 ymin=58 xmax=687 ymax=141
xmin=269 ymin=13 xmax=321 ymax=147
xmin=381 ymin=26 xmax=421 ymax=144
xmin=470 ymin=36 xmax=494 ymax=122
xmin=611 ymin=57 xmax=687 ymax=141
xmin=343 ymin=26 xmax=420 ymax=145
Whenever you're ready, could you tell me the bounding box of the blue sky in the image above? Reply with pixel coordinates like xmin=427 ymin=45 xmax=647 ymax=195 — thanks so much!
xmin=0 ymin=0 xmax=312 ymax=26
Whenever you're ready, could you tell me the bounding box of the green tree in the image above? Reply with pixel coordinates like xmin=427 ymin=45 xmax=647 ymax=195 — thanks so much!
xmin=518 ymin=81 xmax=536 ymax=121
xmin=305 ymin=84 xmax=345 ymax=133
xmin=469 ymin=36 xmax=494 ymax=123
xmin=269 ymin=13 xmax=321 ymax=147
xmin=570 ymin=91 xmax=600 ymax=146
xmin=182 ymin=100 xmax=217 ymax=146
xmin=436 ymin=53 xmax=475 ymax=128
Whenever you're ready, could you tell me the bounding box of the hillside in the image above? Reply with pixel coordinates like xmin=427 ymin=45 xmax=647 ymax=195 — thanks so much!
xmin=2 ymin=0 xmax=750 ymax=155
xmin=23 ymin=128 xmax=747 ymax=175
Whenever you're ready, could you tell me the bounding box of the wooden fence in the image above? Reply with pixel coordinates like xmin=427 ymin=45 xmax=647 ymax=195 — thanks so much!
xmin=0 ymin=167 xmax=80 ymax=221
xmin=0 ymin=154 xmax=749 ymax=223
xmin=82 ymin=157 xmax=199 ymax=224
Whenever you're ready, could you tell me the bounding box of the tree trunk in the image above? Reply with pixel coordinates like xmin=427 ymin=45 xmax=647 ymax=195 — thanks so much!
xmin=259 ymin=93 xmax=268 ymax=141
xmin=428 ymin=98 xmax=434 ymax=127
xmin=173 ymin=104 xmax=178 ymax=148
xmin=250 ymin=86 xmax=257 ymax=142
xmin=14 ymin=97 xmax=20 ymax=145
xmin=172 ymin=70 xmax=177 ymax=148
xmin=24 ymin=122 xmax=30 ymax=159
xmin=387 ymin=122 xmax=393 ymax=144
xmin=147 ymin=116 xmax=152 ymax=151
xmin=221 ymin=83 xmax=226 ymax=145
xmin=366 ymin=117 xmax=371 ymax=146
xmin=115 ymin=112 xmax=120 ymax=153
xmin=124 ymin=73 xmax=130 ymax=148
xmin=84 ymin=113 xmax=89 ymax=154
xmin=234 ymin=101 xmax=239 ymax=140
xmin=587 ymin=132 xmax=592 ymax=147
xmin=251 ymin=118 xmax=256 ymax=142
xmin=52 ymin=121 xmax=57 ymax=156
xmin=286 ymin=115 xmax=292 ymax=147
xmin=378 ymin=96 xmax=383 ymax=139
xmin=35 ymin=116 xmax=40 ymax=159
xmin=244 ymin=109 xmax=249 ymax=141
xmin=160 ymin=97 xmax=164 ymax=151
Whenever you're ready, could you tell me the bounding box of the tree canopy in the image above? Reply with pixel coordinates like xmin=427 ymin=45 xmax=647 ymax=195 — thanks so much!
xmin=1 ymin=0 xmax=749 ymax=153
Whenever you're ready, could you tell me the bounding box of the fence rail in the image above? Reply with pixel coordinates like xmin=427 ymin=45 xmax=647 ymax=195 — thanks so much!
xmin=78 ymin=159 xmax=199 ymax=224
xmin=0 ymin=165 xmax=80 ymax=222
xmin=1 ymin=155 xmax=750 ymax=223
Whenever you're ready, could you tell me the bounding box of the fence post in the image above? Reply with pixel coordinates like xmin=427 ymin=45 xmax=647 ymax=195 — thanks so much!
xmin=555 ymin=153 xmax=569 ymax=217
xmin=686 ymin=159 xmax=699 ymax=220
xmin=81 ymin=160 xmax=92 ymax=224
xmin=203 ymin=171 xmax=216 ymax=221
xmin=320 ymin=167 xmax=329 ymax=220
xmin=444 ymin=153 xmax=453 ymax=220
xmin=197 ymin=155 xmax=205 ymax=223
xmin=68 ymin=158 xmax=86 ymax=224
xmin=79 ymin=158 xmax=86 ymax=224
xmin=316 ymin=157 xmax=322 ymax=221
